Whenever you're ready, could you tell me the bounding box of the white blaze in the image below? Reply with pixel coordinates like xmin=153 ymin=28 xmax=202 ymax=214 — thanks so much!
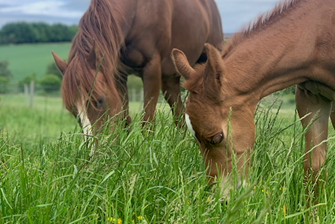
xmin=76 ymin=100 xmax=93 ymax=139
xmin=185 ymin=113 xmax=196 ymax=137
xmin=77 ymin=100 xmax=95 ymax=156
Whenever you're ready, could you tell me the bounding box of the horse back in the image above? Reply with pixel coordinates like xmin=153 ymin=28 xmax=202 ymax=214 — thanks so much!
xmin=121 ymin=0 xmax=223 ymax=73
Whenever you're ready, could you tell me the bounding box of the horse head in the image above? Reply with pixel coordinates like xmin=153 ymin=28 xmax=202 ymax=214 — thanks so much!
xmin=52 ymin=42 xmax=123 ymax=136
xmin=172 ymin=44 xmax=255 ymax=189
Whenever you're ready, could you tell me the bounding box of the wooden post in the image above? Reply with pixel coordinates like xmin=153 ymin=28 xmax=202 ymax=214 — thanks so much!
xmin=140 ymin=88 xmax=144 ymax=110
xmin=29 ymin=80 xmax=34 ymax=107
xmin=132 ymin=88 xmax=136 ymax=102
xmin=24 ymin=83 xmax=29 ymax=106
xmin=140 ymin=88 xmax=144 ymax=102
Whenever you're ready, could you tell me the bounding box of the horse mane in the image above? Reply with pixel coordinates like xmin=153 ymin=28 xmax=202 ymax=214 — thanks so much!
xmin=62 ymin=0 xmax=124 ymax=110
xmin=222 ymin=0 xmax=303 ymax=58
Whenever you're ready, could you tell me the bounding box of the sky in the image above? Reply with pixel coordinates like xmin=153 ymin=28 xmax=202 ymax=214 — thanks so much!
xmin=0 ymin=0 xmax=280 ymax=33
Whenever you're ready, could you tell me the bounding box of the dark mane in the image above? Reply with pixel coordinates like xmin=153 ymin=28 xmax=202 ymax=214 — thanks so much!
xmin=62 ymin=0 xmax=123 ymax=110
xmin=222 ymin=0 xmax=302 ymax=58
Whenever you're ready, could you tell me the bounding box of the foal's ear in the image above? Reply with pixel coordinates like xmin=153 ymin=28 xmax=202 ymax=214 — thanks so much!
xmin=171 ymin=48 xmax=195 ymax=80
xmin=87 ymin=40 xmax=101 ymax=70
xmin=52 ymin=52 xmax=68 ymax=75
xmin=204 ymin=43 xmax=224 ymax=89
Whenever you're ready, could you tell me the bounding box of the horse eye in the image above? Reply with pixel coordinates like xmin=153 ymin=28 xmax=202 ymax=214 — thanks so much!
xmin=96 ymin=98 xmax=103 ymax=108
xmin=210 ymin=131 xmax=224 ymax=145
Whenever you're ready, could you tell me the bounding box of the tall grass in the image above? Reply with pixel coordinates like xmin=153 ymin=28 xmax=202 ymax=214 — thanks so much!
xmin=1 ymin=96 xmax=335 ymax=223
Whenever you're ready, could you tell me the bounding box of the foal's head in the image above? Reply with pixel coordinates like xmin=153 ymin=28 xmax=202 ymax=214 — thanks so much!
xmin=52 ymin=43 xmax=123 ymax=135
xmin=172 ymin=44 xmax=255 ymax=179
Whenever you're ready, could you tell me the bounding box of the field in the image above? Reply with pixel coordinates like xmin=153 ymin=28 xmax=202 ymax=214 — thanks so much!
xmin=0 ymin=43 xmax=71 ymax=83
xmin=1 ymin=92 xmax=335 ymax=223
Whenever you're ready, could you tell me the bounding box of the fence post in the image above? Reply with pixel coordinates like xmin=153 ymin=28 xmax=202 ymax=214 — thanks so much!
xmin=29 ymin=80 xmax=34 ymax=107
xmin=132 ymin=88 xmax=136 ymax=102
xmin=139 ymin=88 xmax=144 ymax=110
xmin=140 ymin=88 xmax=144 ymax=102
xmin=24 ymin=83 xmax=29 ymax=106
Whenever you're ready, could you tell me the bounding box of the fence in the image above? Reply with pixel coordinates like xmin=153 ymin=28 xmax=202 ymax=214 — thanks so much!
xmin=0 ymin=81 xmax=174 ymax=108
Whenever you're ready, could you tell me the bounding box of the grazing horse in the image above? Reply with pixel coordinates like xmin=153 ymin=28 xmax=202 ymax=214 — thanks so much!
xmin=52 ymin=0 xmax=223 ymax=135
xmin=172 ymin=0 xmax=335 ymax=200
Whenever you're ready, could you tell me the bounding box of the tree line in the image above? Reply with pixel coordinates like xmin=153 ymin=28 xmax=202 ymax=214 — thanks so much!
xmin=0 ymin=22 xmax=78 ymax=44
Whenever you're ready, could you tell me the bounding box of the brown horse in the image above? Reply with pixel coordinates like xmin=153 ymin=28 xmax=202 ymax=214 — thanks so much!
xmin=52 ymin=0 xmax=223 ymax=136
xmin=173 ymin=0 xmax=335 ymax=199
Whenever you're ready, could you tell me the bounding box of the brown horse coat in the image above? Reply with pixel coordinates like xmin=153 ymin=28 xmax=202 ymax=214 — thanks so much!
xmin=173 ymin=0 xmax=335 ymax=201
xmin=52 ymin=0 xmax=223 ymax=134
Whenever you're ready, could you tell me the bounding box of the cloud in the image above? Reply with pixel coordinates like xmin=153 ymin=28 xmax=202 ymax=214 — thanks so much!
xmin=0 ymin=0 xmax=280 ymax=32
xmin=0 ymin=1 xmax=83 ymax=18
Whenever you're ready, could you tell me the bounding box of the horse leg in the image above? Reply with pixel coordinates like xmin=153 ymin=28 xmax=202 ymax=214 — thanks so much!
xmin=330 ymin=103 xmax=335 ymax=129
xmin=161 ymin=74 xmax=184 ymax=126
xmin=141 ymin=51 xmax=161 ymax=125
xmin=295 ymin=85 xmax=331 ymax=204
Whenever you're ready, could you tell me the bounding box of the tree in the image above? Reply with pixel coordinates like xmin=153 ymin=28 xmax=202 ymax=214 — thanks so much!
xmin=46 ymin=61 xmax=63 ymax=80
xmin=127 ymin=75 xmax=143 ymax=91
xmin=0 ymin=61 xmax=12 ymax=79
xmin=0 ymin=61 xmax=11 ymax=93
xmin=0 ymin=22 xmax=78 ymax=44
xmin=0 ymin=77 xmax=9 ymax=93
xmin=19 ymin=73 xmax=38 ymax=85
xmin=40 ymin=74 xmax=61 ymax=92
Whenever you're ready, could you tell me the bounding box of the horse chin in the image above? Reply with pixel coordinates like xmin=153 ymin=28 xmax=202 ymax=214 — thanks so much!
xmin=219 ymin=175 xmax=246 ymax=201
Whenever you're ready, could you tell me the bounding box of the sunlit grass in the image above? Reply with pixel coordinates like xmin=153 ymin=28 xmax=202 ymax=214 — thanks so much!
xmin=1 ymin=94 xmax=335 ymax=223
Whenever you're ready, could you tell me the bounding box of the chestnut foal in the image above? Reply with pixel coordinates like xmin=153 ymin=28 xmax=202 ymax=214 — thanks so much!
xmin=173 ymin=0 xmax=335 ymax=202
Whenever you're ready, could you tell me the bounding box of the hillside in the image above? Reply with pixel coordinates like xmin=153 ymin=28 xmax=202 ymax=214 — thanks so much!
xmin=0 ymin=43 xmax=70 ymax=83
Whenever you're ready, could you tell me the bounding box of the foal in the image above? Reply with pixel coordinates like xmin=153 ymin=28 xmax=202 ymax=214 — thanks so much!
xmin=172 ymin=0 xmax=335 ymax=200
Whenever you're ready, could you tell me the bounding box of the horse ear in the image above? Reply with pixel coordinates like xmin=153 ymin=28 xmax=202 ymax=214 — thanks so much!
xmin=87 ymin=40 xmax=100 ymax=69
xmin=204 ymin=43 xmax=224 ymax=90
xmin=171 ymin=48 xmax=195 ymax=80
xmin=52 ymin=52 xmax=68 ymax=75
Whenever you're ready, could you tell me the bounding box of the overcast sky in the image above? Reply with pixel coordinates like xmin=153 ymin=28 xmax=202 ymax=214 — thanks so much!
xmin=0 ymin=0 xmax=279 ymax=33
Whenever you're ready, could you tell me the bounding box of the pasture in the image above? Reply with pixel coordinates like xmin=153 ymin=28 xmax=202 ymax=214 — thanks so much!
xmin=1 ymin=93 xmax=335 ymax=223
xmin=0 ymin=43 xmax=71 ymax=82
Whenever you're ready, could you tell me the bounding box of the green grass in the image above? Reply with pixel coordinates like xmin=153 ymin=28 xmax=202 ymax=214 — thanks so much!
xmin=1 ymin=94 xmax=335 ymax=223
xmin=0 ymin=43 xmax=71 ymax=83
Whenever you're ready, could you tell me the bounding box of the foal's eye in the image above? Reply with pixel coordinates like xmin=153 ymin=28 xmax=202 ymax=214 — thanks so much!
xmin=210 ymin=131 xmax=224 ymax=145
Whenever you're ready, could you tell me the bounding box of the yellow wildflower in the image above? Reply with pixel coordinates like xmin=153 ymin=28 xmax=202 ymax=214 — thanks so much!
xmin=206 ymin=198 xmax=211 ymax=202
xmin=137 ymin=216 xmax=143 ymax=220
xmin=253 ymin=186 xmax=256 ymax=189
xmin=109 ymin=217 xmax=122 ymax=224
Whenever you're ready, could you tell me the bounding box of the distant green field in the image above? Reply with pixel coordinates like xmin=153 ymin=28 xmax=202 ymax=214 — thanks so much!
xmin=0 ymin=43 xmax=71 ymax=83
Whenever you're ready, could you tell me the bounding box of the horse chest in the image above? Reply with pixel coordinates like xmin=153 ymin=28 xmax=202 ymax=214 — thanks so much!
xmin=122 ymin=47 xmax=146 ymax=69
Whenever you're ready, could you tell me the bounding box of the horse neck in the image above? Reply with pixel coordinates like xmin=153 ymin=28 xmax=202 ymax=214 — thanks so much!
xmin=224 ymin=0 xmax=335 ymax=104
xmin=110 ymin=0 xmax=136 ymax=36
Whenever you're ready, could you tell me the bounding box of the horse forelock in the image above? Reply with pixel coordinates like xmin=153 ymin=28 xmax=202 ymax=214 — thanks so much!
xmin=182 ymin=64 xmax=205 ymax=92
xmin=61 ymin=55 xmax=106 ymax=112
xmin=222 ymin=0 xmax=303 ymax=58
xmin=62 ymin=0 xmax=125 ymax=112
